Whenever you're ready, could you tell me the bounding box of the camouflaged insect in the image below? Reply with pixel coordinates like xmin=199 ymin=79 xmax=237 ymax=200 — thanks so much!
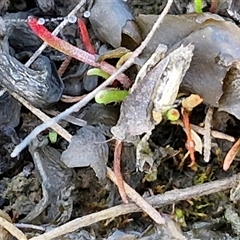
xmin=111 ymin=43 xmax=194 ymax=142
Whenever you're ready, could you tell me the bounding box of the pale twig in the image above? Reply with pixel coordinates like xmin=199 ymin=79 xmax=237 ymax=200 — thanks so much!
xmin=0 ymin=216 xmax=27 ymax=240
xmin=11 ymin=92 xmax=72 ymax=142
xmin=25 ymin=0 xmax=86 ymax=67
xmin=223 ymin=138 xmax=240 ymax=171
xmin=61 ymin=94 xmax=86 ymax=103
xmin=29 ymin=173 xmax=239 ymax=240
xmin=11 ymin=0 xmax=173 ymax=157
xmin=107 ymin=168 xmax=165 ymax=225
xmin=177 ymin=120 xmax=235 ymax=142
xmin=14 ymin=223 xmax=45 ymax=232
xmin=43 ymin=109 xmax=87 ymax=127
xmin=203 ymin=106 xmax=214 ymax=162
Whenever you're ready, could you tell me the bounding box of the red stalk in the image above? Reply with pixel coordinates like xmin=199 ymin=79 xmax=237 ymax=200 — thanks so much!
xmin=182 ymin=108 xmax=196 ymax=168
xmin=78 ymin=18 xmax=96 ymax=54
xmin=27 ymin=17 xmax=131 ymax=88
xmin=114 ymin=140 xmax=128 ymax=203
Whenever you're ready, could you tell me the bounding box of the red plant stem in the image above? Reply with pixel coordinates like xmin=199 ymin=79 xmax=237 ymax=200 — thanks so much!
xmin=114 ymin=140 xmax=128 ymax=204
xmin=27 ymin=17 xmax=131 ymax=88
xmin=78 ymin=18 xmax=96 ymax=54
xmin=210 ymin=0 xmax=219 ymax=13
xmin=58 ymin=55 xmax=72 ymax=77
xmin=182 ymin=108 xmax=196 ymax=167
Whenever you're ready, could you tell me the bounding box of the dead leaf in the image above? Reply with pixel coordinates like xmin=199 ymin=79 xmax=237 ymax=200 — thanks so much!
xmin=111 ymin=44 xmax=194 ymax=141
xmin=61 ymin=126 xmax=109 ymax=181
xmin=136 ymin=13 xmax=240 ymax=119
xmin=219 ymin=61 xmax=240 ymax=119
xmin=89 ymin=0 xmax=142 ymax=49
xmin=181 ymin=94 xmax=203 ymax=111
xmin=223 ymin=137 xmax=240 ymax=171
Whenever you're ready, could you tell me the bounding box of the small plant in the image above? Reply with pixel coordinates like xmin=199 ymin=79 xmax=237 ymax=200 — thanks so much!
xmin=165 ymin=108 xmax=180 ymax=121
xmin=48 ymin=131 xmax=58 ymax=143
xmin=194 ymin=0 xmax=202 ymax=13
xmin=95 ymin=89 xmax=129 ymax=104
xmin=87 ymin=68 xmax=110 ymax=79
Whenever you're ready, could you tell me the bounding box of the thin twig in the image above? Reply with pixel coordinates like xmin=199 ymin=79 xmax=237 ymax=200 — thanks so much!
xmin=203 ymin=106 xmax=214 ymax=162
xmin=61 ymin=94 xmax=86 ymax=103
xmin=29 ymin=173 xmax=239 ymax=240
xmin=107 ymin=168 xmax=165 ymax=225
xmin=177 ymin=120 xmax=235 ymax=142
xmin=11 ymin=0 xmax=173 ymax=157
xmin=113 ymin=140 xmax=128 ymax=203
xmin=58 ymin=56 xmax=72 ymax=76
xmin=0 ymin=216 xmax=27 ymax=240
xmin=223 ymin=137 xmax=240 ymax=171
xmin=14 ymin=223 xmax=45 ymax=232
xmin=43 ymin=109 xmax=87 ymax=127
xmin=25 ymin=0 xmax=86 ymax=67
xmin=11 ymin=92 xmax=72 ymax=142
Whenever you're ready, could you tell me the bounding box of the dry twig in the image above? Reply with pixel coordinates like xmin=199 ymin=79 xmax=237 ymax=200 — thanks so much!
xmin=177 ymin=120 xmax=235 ymax=142
xmin=11 ymin=92 xmax=72 ymax=142
xmin=107 ymin=168 xmax=165 ymax=225
xmin=0 ymin=216 xmax=27 ymax=240
xmin=61 ymin=94 xmax=86 ymax=103
xmin=58 ymin=56 xmax=72 ymax=76
xmin=223 ymin=137 xmax=240 ymax=171
xmin=203 ymin=106 xmax=214 ymax=162
xmin=29 ymin=173 xmax=239 ymax=240
xmin=14 ymin=223 xmax=45 ymax=232
xmin=113 ymin=140 xmax=128 ymax=203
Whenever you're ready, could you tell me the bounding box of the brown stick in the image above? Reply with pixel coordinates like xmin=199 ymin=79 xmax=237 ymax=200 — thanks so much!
xmin=223 ymin=137 xmax=240 ymax=171
xmin=113 ymin=140 xmax=128 ymax=203
xmin=29 ymin=173 xmax=239 ymax=240
xmin=58 ymin=56 xmax=72 ymax=77
xmin=11 ymin=92 xmax=72 ymax=142
xmin=0 ymin=216 xmax=27 ymax=240
xmin=107 ymin=168 xmax=165 ymax=225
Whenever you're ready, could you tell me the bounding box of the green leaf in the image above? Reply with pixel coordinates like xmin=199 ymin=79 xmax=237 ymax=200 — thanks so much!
xmin=87 ymin=68 xmax=110 ymax=79
xmin=48 ymin=131 xmax=58 ymax=143
xmin=95 ymin=89 xmax=129 ymax=104
xmin=165 ymin=108 xmax=180 ymax=121
xmin=194 ymin=0 xmax=202 ymax=13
